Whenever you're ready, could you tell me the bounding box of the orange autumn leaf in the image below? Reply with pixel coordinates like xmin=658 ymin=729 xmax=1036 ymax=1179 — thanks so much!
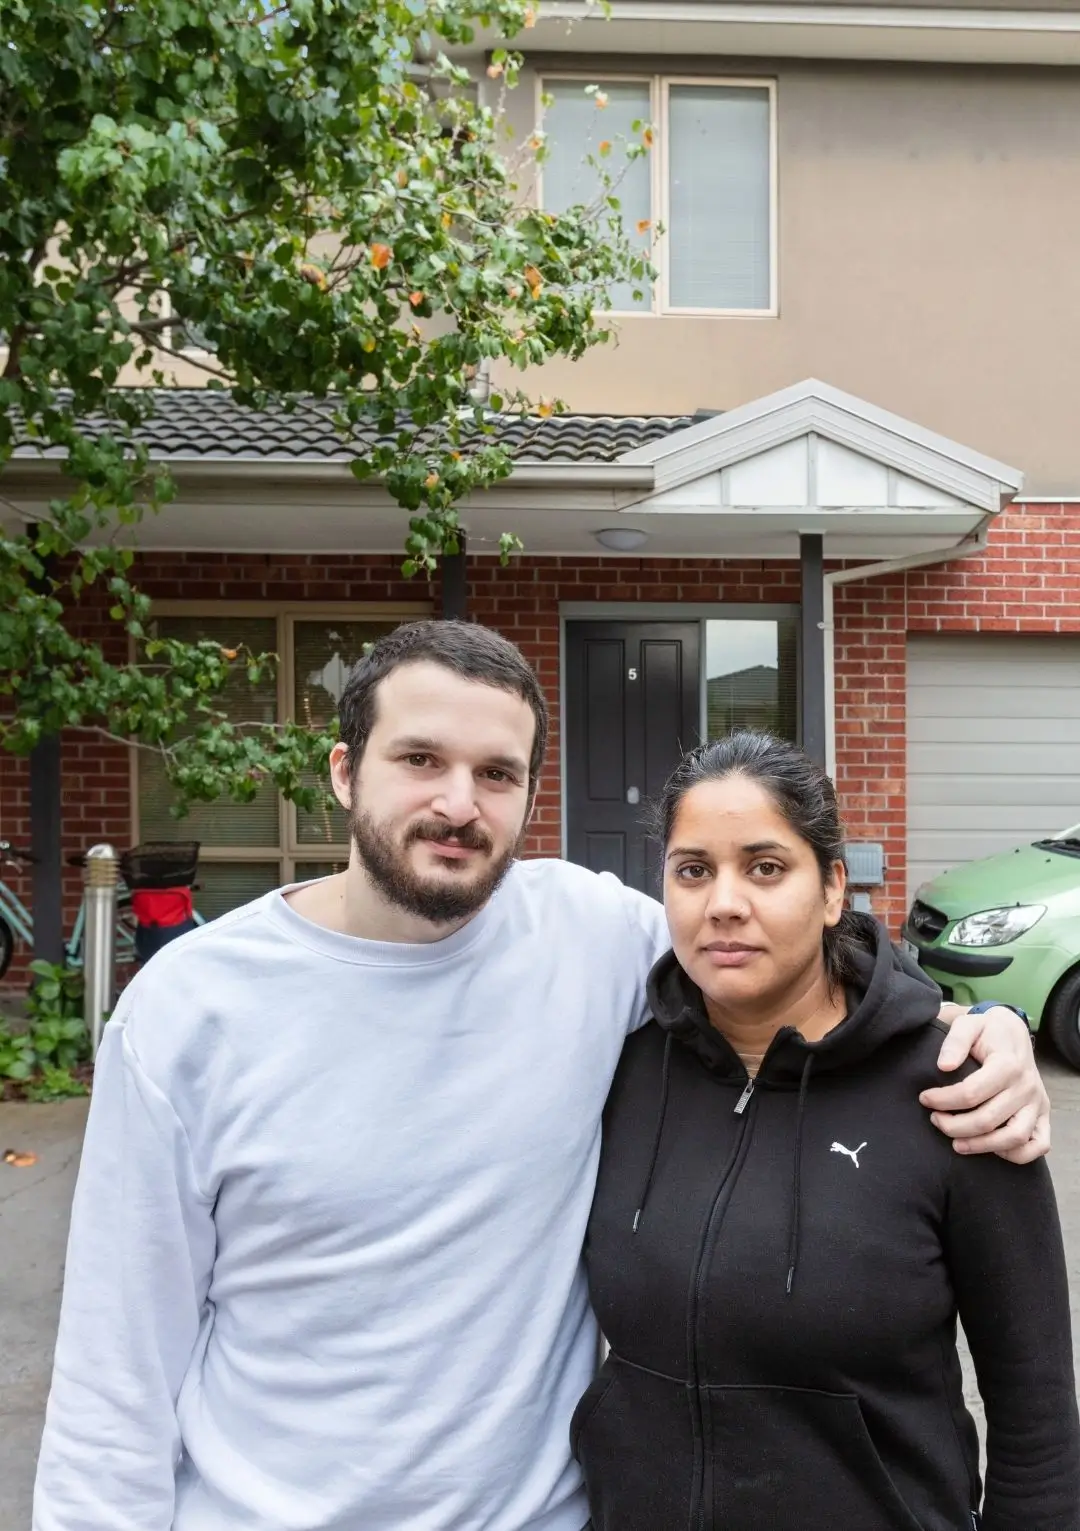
xmin=595 ymin=92 xmax=609 ymax=109
xmin=370 ymin=243 xmax=392 ymax=270
xmin=524 ymin=5 xmax=537 ymax=25
xmin=396 ymin=169 xmax=408 ymax=188
xmin=3 ymin=1150 xmax=37 ymax=1168
xmin=636 ymin=219 xmax=652 ymax=234
xmin=524 ymin=264 xmax=543 ymax=295
xmin=486 ymin=61 xmax=503 ymax=78
xmin=409 ymin=291 xmax=425 ymax=307
xmin=440 ymin=211 xmax=452 ymax=229
xmin=642 ymin=126 xmax=655 ymax=146
xmin=219 ymin=646 xmax=238 ymax=660
xmin=598 ymin=140 xmax=612 ymax=155
xmin=298 ymin=262 xmax=327 ymax=290
xmin=537 ymin=399 xmax=555 ymax=418
xmin=424 ymin=472 xmax=440 ymax=489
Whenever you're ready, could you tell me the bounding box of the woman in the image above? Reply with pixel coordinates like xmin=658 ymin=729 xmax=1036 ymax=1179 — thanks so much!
xmin=574 ymin=732 xmax=1079 ymax=1531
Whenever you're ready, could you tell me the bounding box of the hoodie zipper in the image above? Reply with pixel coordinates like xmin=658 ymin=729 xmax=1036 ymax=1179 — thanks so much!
xmin=685 ymin=1072 xmax=759 ymax=1531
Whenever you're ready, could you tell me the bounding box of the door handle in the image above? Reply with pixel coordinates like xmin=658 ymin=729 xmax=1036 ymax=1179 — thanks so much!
xmin=626 ymin=786 xmax=640 ymax=805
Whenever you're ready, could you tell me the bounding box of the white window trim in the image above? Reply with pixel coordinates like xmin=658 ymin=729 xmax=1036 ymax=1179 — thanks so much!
xmin=130 ymin=600 xmax=431 ymax=886
xmin=535 ymin=72 xmax=778 ymax=320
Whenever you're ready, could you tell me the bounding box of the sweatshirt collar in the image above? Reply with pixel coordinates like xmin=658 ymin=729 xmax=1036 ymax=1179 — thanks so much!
xmin=261 ymin=875 xmax=504 ymax=968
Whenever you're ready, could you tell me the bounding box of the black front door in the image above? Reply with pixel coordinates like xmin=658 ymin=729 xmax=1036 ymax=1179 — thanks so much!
xmin=565 ymin=621 xmax=702 ymax=893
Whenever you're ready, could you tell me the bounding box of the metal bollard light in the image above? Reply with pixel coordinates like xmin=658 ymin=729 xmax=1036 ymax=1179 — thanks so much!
xmin=83 ymin=844 xmax=119 ymax=1056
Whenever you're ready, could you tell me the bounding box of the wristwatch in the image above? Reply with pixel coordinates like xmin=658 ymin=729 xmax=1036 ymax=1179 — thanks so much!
xmin=966 ymin=998 xmax=1035 ymax=1040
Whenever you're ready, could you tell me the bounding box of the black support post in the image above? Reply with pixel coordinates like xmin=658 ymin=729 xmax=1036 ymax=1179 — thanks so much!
xmin=441 ymin=534 xmax=468 ymax=621
xmin=26 ymin=521 xmax=65 ymax=964
xmin=30 ymin=735 xmax=65 ymax=964
xmin=799 ymin=533 xmax=827 ymax=769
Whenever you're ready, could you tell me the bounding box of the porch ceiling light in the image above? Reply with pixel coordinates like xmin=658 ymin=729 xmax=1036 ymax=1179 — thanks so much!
xmin=593 ymin=527 xmax=649 ymax=552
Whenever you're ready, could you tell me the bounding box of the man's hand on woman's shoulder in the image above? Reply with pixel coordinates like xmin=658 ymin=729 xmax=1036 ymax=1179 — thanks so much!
xmin=920 ymin=1004 xmax=1049 ymax=1166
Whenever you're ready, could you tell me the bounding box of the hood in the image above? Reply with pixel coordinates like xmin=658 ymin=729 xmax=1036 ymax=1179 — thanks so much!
xmin=916 ymin=840 xmax=1080 ymax=920
xmin=646 ymin=912 xmax=942 ymax=1085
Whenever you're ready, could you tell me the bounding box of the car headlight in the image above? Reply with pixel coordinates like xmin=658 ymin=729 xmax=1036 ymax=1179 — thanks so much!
xmin=949 ymin=905 xmax=1046 ymax=948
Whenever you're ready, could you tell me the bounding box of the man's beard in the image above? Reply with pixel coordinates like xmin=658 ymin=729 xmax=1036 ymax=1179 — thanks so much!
xmin=350 ymin=807 xmax=522 ymax=924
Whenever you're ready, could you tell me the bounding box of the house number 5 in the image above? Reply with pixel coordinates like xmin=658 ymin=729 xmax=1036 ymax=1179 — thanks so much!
xmin=628 ymin=667 xmax=638 ymax=680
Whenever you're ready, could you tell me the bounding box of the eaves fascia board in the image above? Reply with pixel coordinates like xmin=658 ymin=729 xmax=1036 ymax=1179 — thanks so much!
xmin=536 ymin=1 xmax=1080 ymax=34
xmin=2 ymin=454 xmax=655 ymax=491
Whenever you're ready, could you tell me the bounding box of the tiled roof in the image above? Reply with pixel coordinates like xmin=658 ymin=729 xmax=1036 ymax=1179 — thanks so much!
xmin=10 ymin=388 xmax=694 ymax=466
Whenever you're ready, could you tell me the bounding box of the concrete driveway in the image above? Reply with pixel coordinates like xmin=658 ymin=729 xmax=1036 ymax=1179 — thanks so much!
xmin=3 ymin=1061 xmax=1080 ymax=1531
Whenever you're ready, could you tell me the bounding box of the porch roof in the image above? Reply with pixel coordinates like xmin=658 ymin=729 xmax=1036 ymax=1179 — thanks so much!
xmin=2 ymin=379 xmax=1023 ymax=561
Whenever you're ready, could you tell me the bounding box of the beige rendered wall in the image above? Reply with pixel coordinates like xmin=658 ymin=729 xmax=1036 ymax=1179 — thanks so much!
xmin=496 ymin=59 xmax=1080 ymax=493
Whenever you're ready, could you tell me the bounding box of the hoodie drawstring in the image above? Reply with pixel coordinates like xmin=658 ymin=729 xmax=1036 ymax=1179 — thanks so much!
xmin=632 ymin=1032 xmax=673 ymax=1233
xmin=785 ymin=1054 xmax=815 ymax=1297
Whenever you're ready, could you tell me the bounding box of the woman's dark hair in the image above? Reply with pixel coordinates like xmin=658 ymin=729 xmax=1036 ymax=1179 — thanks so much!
xmin=654 ymin=731 xmax=863 ymax=989
xmin=338 ymin=619 xmax=549 ymax=802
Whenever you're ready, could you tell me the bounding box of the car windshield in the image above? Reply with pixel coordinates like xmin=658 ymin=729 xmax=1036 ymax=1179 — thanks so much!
xmin=1033 ymin=834 xmax=1080 ymax=858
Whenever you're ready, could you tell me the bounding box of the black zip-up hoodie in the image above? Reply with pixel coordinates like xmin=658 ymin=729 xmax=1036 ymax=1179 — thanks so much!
xmin=575 ymin=918 xmax=1079 ymax=1531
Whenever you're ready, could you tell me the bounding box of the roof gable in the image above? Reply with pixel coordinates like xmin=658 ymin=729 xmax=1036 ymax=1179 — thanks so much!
xmin=618 ymin=378 xmax=1023 ymax=513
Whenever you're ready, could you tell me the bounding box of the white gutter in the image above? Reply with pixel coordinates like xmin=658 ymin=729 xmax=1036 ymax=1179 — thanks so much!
xmin=535 ymin=1 xmax=1080 ymax=34
xmin=4 ymin=456 xmax=656 ymax=491
xmin=822 ymin=524 xmax=991 ymax=781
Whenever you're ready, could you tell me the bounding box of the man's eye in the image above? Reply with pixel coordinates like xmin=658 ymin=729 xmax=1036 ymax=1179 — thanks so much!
xmin=405 ymin=754 xmax=431 ymax=768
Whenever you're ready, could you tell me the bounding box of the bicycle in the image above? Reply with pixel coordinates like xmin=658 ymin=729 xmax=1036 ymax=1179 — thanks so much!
xmin=0 ymin=841 xmax=139 ymax=982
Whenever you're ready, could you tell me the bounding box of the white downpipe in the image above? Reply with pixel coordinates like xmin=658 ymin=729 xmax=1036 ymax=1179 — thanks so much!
xmin=822 ymin=525 xmax=991 ymax=781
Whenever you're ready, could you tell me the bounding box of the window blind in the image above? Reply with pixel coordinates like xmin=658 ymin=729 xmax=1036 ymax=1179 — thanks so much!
xmin=138 ymin=615 xmax=280 ymax=847
xmin=292 ymin=620 xmax=398 ymax=847
xmin=667 ymin=85 xmax=771 ymax=311
xmin=541 ymin=79 xmax=653 ymax=313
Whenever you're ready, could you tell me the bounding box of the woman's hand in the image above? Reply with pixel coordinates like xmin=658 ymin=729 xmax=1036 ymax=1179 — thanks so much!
xmin=920 ymin=1005 xmax=1050 ymax=1164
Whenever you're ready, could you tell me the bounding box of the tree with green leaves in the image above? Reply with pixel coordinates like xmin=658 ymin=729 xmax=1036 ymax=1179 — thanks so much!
xmin=0 ymin=0 xmax=652 ymax=814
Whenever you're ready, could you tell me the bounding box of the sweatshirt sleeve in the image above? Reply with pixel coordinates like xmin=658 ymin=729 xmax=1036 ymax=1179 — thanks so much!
xmin=33 ymin=1016 xmax=216 ymax=1531
xmin=943 ymin=1150 xmax=1080 ymax=1530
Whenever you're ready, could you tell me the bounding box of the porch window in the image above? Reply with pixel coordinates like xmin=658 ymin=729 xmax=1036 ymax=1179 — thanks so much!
xmin=136 ymin=608 xmax=423 ymax=918
xmin=539 ymin=76 xmax=776 ymax=316
xmin=705 ymin=618 xmax=797 ymax=742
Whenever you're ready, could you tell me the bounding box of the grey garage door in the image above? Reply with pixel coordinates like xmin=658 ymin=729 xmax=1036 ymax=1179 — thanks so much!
xmin=906 ymin=634 xmax=1080 ymax=898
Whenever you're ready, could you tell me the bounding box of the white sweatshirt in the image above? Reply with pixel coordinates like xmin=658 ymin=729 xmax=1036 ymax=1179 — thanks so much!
xmin=33 ymin=859 xmax=667 ymax=1531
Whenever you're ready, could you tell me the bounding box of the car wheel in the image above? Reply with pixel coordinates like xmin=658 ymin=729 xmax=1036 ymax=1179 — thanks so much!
xmin=1045 ymin=968 xmax=1080 ymax=1072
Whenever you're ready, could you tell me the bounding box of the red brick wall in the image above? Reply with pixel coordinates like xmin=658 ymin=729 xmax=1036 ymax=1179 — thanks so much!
xmin=2 ymin=510 xmax=1078 ymax=988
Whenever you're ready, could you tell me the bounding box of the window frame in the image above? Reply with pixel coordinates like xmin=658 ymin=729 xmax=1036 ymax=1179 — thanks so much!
xmin=535 ymin=72 xmax=778 ymax=320
xmin=130 ymin=600 xmax=432 ymax=888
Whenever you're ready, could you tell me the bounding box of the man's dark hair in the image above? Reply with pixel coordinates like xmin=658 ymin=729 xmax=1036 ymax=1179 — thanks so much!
xmin=338 ymin=620 xmax=549 ymax=795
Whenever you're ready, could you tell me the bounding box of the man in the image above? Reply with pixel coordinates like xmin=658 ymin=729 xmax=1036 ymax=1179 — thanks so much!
xmin=34 ymin=621 xmax=1048 ymax=1531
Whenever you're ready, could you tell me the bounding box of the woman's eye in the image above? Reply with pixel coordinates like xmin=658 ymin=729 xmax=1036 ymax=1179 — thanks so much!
xmin=753 ymin=860 xmax=784 ymax=878
xmin=675 ymin=863 xmax=708 ymax=882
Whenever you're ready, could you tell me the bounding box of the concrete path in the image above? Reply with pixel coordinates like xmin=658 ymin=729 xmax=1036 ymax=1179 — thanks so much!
xmin=0 ymin=1100 xmax=89 ymax=1531
xmin=2 ymin=1060 xmax=1079 ymax=1531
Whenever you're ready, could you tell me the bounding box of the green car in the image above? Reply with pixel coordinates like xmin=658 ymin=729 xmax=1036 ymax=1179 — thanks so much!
xmin=902 ymin=826 xmax=1080 ymax=1070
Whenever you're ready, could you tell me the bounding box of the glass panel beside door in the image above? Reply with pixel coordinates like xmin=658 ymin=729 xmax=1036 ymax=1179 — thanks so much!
xmin=704 ymin=619 xmax=798 ymax=743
